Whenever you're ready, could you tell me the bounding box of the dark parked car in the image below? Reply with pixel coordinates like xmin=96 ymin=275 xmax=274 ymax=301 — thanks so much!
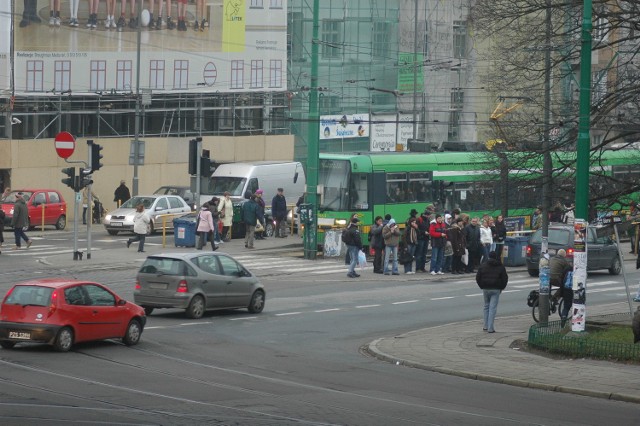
xmin=525 ymin=224 xmax=621 ymax=276
xmin=134 ymin=252 xmax=265 ymax=319
xmin=0 ymin=279 xmax=146 ymax=352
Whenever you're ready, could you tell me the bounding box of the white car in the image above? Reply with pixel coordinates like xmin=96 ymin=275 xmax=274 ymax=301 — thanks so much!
xmin=103 ymin=195 xmax=191 ymax=236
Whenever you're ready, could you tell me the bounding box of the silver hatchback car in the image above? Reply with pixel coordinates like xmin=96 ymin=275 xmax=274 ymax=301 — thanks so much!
xmin=103 ymin=195 xmax=191 ymax=235
xmin=134 ymin=252 xmax=265 ymax=319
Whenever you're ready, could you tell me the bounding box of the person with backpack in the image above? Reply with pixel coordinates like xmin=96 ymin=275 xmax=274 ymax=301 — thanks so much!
xmin=343 ymin=217 xmax=363 ymax=278
xmin=475 ymin=251 xmax=509 ymax=333
xmin=415 ymin=209 xmax=430 ymax=273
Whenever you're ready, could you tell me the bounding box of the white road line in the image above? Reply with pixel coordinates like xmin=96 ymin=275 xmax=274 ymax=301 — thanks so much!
xmin=311 ymin=269 xmax=354 ymax=275
xmin=229 ymin=317 xmax=258 ymax=321
xmin=179 ymin=322 xmax=212 ymax=326
xmin=314 ymin=308 xmax=340 ymax=313
xmin=356 ymin=304 xmax=381 ymax=308
xmin=275 ymin=312 xmax=302 ymax=316
xmin=392 ymin=300 xmax=419 ymax=305
xmin=430 ymin=296 xmax=454 ymax=301
xmin=502 ymin=289 xmax=521 ymax=293
xmin=465 ymin=293 xmax=484 ymax=297
xmin=588 ymin=286 xmax=627 ymax=293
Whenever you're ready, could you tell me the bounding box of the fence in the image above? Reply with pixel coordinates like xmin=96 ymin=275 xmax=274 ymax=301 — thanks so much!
xmin=528 ymin=313 xmax=640 ymax=361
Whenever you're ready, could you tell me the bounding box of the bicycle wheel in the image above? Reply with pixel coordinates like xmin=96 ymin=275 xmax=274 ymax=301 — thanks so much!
xmin=532 ymin=299 xmax=540 ymax=323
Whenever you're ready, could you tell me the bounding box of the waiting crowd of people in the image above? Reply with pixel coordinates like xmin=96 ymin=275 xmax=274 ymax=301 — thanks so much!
xmin=355 ymin=206 xmax=509 ymax=279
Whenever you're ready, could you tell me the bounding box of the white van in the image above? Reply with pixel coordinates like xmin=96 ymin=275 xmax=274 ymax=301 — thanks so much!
xmin=200 ymin=161 xmax=306 ymax=236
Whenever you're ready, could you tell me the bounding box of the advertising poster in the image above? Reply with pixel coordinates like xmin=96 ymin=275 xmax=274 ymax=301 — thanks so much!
xmin=571 ymin=220 xmax=588 ymax=332
xmin=370 ymin=114 xmax=397 ymax=151
xmin=320 ymin=114 xmax=369 ymax=140
xmin=10 ymin=0 xmax=286 ymax=94
xmin=397 ymin=113 xmax=416 ymax=149
xmin=0 ymin=2 xmax=10 ymax=92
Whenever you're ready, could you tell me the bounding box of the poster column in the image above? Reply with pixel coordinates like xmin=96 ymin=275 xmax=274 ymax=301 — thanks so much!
xmin=571 ymin=219 xmax=588 ymax=332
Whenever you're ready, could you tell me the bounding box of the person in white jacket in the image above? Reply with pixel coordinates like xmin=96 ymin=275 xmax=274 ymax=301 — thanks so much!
xmin=126 ymin=204 xmax=150 ymax=252
xmin=479 ymin=218 xmax=494 ymax=264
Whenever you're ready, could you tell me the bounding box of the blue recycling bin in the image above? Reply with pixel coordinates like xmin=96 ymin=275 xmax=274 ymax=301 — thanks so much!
xmin=503 ymin=236 xmax=529 ymax=266
xmin=173 ymin=214 xmax=197 ymax=247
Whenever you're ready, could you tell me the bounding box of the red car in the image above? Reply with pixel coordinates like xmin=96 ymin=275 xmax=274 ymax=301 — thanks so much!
xmin=0 ymin=279 xmax=146 ymax=352
xmin=1 ymin=189 xmax=67 ymax=230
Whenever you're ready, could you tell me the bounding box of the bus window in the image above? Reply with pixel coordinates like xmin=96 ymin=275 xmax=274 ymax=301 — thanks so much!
xmin=386 ymin=173 xmax=407 ymax=203
xmin=319 ymin=159 xmax=351 ymax=211
xmin=349 ymin=173 xmax=369 ymax=210
xmin=408 ymin=172 xmax=430 ymax=202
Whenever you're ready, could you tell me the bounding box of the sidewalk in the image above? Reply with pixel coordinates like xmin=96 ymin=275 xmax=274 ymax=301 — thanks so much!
xmin=365 ymin=302 xmax=640 ymax=404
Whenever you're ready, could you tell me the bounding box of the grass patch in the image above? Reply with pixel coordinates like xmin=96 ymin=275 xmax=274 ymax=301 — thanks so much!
xmin=584 ymin=325 xmax=634 ymax=345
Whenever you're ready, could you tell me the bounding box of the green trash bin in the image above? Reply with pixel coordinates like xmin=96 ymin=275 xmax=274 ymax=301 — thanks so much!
xmin=504 ymin=236 xmax=529 ymax=266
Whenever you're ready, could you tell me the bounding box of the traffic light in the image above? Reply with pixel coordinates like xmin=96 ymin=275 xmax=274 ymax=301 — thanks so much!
xmin=200 ymin=149 xmax=211 ymax=177
xmin=76 ymin=168 xmax=93 ymax=191
xmin=89 ymin=141 xmax=103 ymax=172
xmin=61 ymin=167 xmax=76 ymax=190
xmin=188 ymin=138 xmax=198 ymax=175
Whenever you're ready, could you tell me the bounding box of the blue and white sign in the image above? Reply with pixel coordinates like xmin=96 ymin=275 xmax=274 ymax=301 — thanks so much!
xmin=320 ymin=114 xmax=370 ymax=140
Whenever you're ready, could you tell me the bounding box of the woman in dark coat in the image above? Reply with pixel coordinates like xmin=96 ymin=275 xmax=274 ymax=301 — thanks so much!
xmin=447 ymin=217 xmax=466 ymax=274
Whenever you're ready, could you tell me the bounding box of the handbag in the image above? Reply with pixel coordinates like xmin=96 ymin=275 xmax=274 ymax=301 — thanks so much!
xmin=461 ymin=249 xmax=469 ymax=265
xmin=255 ymin=221 xmax=264 ymax=232
xmin=219 ymin=201 xmax=226 ymax=218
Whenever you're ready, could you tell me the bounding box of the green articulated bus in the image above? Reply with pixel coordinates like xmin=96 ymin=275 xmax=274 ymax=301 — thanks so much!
xmin=315 ymin=150 xmax=640 ymax=245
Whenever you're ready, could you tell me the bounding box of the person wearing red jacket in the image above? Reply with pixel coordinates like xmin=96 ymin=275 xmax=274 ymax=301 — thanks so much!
xmin=429 ymin=214 xmax=447 ymax=275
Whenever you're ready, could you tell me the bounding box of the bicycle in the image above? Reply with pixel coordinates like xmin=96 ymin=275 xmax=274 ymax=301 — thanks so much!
xmin=527 ymin=289 xmax=565 ymax=323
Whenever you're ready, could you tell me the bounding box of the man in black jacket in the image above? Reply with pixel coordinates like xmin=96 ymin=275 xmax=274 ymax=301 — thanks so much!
xmin=475 ymin=251 xmax=508 ymax=333
xmin=464 ymin=217 xmax=481 ymax=273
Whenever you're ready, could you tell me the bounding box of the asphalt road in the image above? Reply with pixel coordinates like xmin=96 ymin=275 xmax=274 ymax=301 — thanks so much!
xmin=1 ymin=229 xmax=639 ymax=424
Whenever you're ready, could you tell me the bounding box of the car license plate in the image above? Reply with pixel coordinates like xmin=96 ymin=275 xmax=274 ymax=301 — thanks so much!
xmin=111 ymin=222 xmax=123 ymax=227
xmin=9 ymin=331 xmax=31 ymax=340
xmin=149 ymin=283 xmax=168 ymax=290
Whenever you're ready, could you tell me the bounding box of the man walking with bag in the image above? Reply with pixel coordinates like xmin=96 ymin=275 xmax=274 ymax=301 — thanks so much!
xmin=343 ymin=217 xmax=363 ymax=278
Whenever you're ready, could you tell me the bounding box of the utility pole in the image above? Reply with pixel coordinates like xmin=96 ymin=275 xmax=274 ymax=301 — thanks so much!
xmin=132 ymin=0 xmax=143 ymax=196
xmin=572 ymin=0 xmax=593 ymax=333
xmin=538 ymin=0 xmax=553 ymax=324
xmin=303 ymin=0 xmax=320 ymax=260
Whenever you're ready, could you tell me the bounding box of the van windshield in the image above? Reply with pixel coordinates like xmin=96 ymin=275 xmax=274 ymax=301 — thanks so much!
xmin=206 ymin=177 xmax=247 ymax=197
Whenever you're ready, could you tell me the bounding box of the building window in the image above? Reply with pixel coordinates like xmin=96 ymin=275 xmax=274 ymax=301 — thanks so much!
xmin=288 ymin=11 xmax=304 ymax=62
xmin=150 ymin=60 xmax=165 ymax=89
xmin=219 ymin=97 xmax=233 ymax=129
xmin=592 ymin=70 xmax=607 ymax=108
xmin=372 ymin=21 xmax=389 ymax=58
xmin=173 ymin=60 xmax=188 ymax=89
xmin=231 ymin=60 xmax=244 ymax=89
xmin=453 ymin=20 xmax=467 ymax=59
xmin=26 ymin=61 xmax=44 ymax=92
xmin=321 ymin=20 xmax=341 ymax=59
xmin=90 ymin=60 xmax=107 ymax=91
xmin=269 ymin=60 xmax=282 ymax=88
xmin=270 ymin=0 xmax=283 ymax=8
xmin=116 ymin=60 xmax=132 ymax=91
xmin=250 ymin=60 xmax=263 ymax=88
xmin=448 ymin=89 xmax=464 ymax=141
xmin=54 ymin=60 xmax=71 ymax=92
xmin=250 ymin=0 xmax=263 ymax=8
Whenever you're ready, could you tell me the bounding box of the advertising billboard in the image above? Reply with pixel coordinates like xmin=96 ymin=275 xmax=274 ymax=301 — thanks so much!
xmin=320 ymin=114 xmax=370 ymax=140
xmin=9 ymin=0 xmax=287 ymax=95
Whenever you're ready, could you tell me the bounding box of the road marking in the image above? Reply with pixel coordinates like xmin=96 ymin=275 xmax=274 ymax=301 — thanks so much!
xmin=179 ymin=322 xmax=212 ymax=326
xmin=502 ymin=289 xmax=521 ymax=293
xmin=588 ymin=286 xmax=627 ymax=293
xmin=311 ymin=269 xmax=353 ymax=275
xmin=430 ymin=296 xmax=454 ymax=301
xmin=356 ymin=304 xmax=381 ymax=308
xmin=275 ymin=312 xmax=302 ymax=316
xmin=229 ymin=317 xmax=258 ymax=321
xmin=465 ymin=293 xmax=483 ymax=297
xmin=392 ymin=300 xmax=419 ymax=305
xmin=314 ymin=308 xmax=340 ymax=313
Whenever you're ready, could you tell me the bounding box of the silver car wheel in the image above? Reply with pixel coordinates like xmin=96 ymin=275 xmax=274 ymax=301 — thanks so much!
xmin=54 ymin=327 xmax=74 ymax=352
xmin=187 ymin=295 xmax=205 ymax=319
xmin=248 ymin=290 xmax=265 ymax=314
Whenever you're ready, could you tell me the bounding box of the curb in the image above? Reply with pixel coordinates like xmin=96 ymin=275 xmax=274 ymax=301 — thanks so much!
xmin=364 ymin=339 xmax=640 ymax=405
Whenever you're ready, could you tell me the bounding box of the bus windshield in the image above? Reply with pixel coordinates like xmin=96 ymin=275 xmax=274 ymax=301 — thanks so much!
xmin=318 ymin=159 xmax=369 ymax=211
xmin=206 ymin=177 xmax=247 ymax=197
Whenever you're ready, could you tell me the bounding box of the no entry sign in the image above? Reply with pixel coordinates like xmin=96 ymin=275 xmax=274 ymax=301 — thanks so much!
xmin=54 ymin=131 xmax=76 ymax=159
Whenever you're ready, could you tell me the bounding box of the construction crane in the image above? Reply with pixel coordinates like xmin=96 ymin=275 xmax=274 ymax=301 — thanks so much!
xmin=486 ymin=96 xmax=529 ymax=150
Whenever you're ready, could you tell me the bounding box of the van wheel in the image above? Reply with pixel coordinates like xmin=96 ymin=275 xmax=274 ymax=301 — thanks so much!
xmin=528 ymin=269 xmax=539 ymax=277
xmin=55 ymin=215 xmax=66 ymax=230
xmin=609 ymin=257 xmax=622 ymax=275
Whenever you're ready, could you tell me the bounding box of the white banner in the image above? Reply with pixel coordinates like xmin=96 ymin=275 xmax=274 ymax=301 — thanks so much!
xmin=320 ymin=114 xmax=369 ymax=140
xmin=370 ymin=114 xmax=397 ymax=151
xmin=398 ymin=113 xmax=416 ymax=150
xmin=0 ymin=2 xmax=10 ymax=92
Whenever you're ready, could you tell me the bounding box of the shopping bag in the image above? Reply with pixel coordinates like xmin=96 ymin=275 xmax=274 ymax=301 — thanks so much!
xmin=461 ymin=249 xmax=468 ymax=265
xmin=357 ymin=250 xmax=367 ymax=269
